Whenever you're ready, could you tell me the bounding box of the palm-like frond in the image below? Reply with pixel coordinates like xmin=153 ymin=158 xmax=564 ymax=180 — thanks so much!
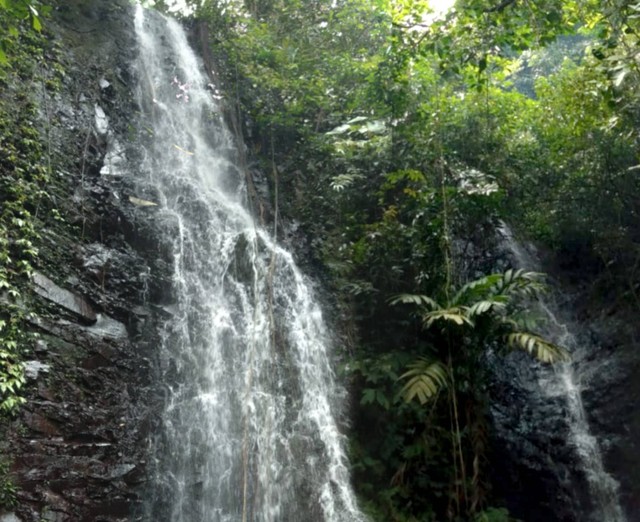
xmin=423 ymin=307 xmax=474 ymax=328
xmin=451 ymin=273 xmax=503 ymax=306
xmin=466 ymin=296 xmax=508 ymax=318
xmin=505 ymin=332 xmax=570 ymax=363
xmin=399 ymin=358 xmax=449 ymax=404
xmin=492 ymin=269 xmax=545 ymax=299
xmin=388 ymin=293 xmax=440 ymax=310
xmin=452 ymin=269 xmax=544 ymax=307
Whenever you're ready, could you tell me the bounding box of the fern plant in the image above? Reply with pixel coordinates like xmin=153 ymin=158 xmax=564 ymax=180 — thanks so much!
xmin=398 ymin=357 xmax=449 ymax=405
xmin=391 ymin=268 xmax=569 ymax=403
xmin=389 ymin=268 xmax=568 ymax=517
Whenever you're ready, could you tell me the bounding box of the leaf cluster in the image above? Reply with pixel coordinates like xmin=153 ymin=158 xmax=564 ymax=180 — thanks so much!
xmin=0 ymin=11 xmax=57 ymax=414
xmin=0 ymin=0 xmax=48 ymax=65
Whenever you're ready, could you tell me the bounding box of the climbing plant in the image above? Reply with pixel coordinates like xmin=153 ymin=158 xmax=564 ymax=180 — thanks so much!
xmin=0 ymin=5 xmax=56 ymax=413
xmin=0 ymin=0 xmax=47 ymax=64
xmin=0 ymin=457 xmax=17 ymax=509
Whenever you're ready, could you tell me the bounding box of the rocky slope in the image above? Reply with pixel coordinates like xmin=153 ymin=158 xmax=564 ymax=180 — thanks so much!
xmin=1 ymin=1 xmax=162 ymax=520
xmin=488 ymin=241 xmax=640 ymax=522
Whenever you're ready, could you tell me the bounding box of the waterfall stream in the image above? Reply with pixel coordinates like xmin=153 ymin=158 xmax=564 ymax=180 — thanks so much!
xmin=500 ymin=226 xmax=625 ymax=522
xmin=132 ymin=7 xmax=364 ymax=521
xmin=537 ymin=305 xmax=626 ymax=522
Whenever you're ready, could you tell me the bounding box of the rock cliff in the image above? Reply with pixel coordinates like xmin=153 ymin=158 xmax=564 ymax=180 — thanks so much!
xmin=1 ymin=2 xmax=160 ymax=520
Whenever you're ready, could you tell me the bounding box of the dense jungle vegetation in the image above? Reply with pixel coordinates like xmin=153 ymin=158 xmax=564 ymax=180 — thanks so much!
xmin=2 ymin=0 xmax=640 ymax=519
xmin=166 ymin=0 xmax=639 ymax=519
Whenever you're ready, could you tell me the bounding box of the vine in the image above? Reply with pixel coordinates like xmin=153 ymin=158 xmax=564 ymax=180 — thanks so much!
xmin=0 ymin=457 xmax=17 ymax=509
xmin=0 ymin=8 xmax=59 ymax=414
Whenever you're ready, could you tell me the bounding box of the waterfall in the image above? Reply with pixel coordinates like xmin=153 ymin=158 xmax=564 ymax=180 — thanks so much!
xmin=132 ymin=7 xmax=365 ymax=521
xmin=498 ymin=225 xmax=625 ymax=522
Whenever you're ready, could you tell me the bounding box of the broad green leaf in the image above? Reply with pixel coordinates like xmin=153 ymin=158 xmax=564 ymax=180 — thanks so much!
xmin=360 ymin=388 xmax=377 ymax=405
xmin=399 ymin=358 xmax=448 ymax=405
xmin=423 ymin=307 xmax=473 ymax=328
xmin=467 ymin=298 xmax=507 ymax=317
xmin=388 ymin=293 xmax=440 ymax=309
xmin=31 ymin=14 xmax=42 ymax=32
xmin=505 ymin=332 xmax=570 ymax=363
xmin=452 ymin=273 xmax=502 ymax=305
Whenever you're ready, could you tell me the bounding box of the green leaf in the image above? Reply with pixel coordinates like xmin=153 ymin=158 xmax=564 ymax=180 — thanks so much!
xmin=360 ymin=388 xmax=377 ymax=405
xmin=613 ymin=68 xmax=627 ymax=88
xmin=399 ymin=358 xmax=448 ymax=405
xmin=451 ymin=273 xmax=502 ymax=305
xmin=505 ymin=332 xmax=570 ymax=363
xmin=31 ymin=14 xmax=42 ymax=32
xmin=375 ymin=389 xmax=390 ymax=409
xmin=478 ymin=55 xmax=487 ymax=73
xmin=388 ymin=293 xmax=440 ymax=309
xmin=467 ymin=298 xmax=507 ymax=317
xmin=423 ymin=307 xmax=473 ymax=328
xmin=326 ymin=123 xmax=351 ymax=135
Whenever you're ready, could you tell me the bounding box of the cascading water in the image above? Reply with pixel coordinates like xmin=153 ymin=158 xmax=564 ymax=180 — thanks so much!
xmin=535 ymin=304 xmax=626 ymax=522
xmin=499 ymin=226 xmax=625 ymax=522
xmin=131 ymin=7 xmax=365 ymax=521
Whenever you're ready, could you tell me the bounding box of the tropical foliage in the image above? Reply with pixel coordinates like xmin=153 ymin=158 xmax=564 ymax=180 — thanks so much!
xmin=0 ymin=4 xmax=54 ymax=413
xmin=394 ymin=269 xmax=569 ymax=405
xmin=0 ymin=0 xmax=636 ymax=517
xmin=164 ymin=0 xmax=640 ymax=518
xmin=0 ymin=0 xmax=47 ymax=64
xmin=1 ymin=0 xmax=635 ymax=518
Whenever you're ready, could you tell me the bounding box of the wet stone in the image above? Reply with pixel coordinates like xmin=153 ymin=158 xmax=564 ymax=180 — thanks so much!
xmin=0 ymin=514 xmax=23 ymax=522
xmin=23 ymin=413 xmax=61 ymax=437
xmin=32 ymin=272 xmax=97 ymax=325
xmin=23 ymin=361 xmax=51 ymax=380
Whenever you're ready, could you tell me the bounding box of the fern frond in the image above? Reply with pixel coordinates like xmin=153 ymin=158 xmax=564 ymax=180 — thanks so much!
xmin=494 ymin=269 xmax=545 ymax=298
xmin=389 ymin=293 xmax=440 ymax=309
xmin=451 ymin=274 xmax=503 ymax=305
xmin=505 ymin=332 xmax=570 ymax=363
xmin=330 ymin=173 xmax=365 ymax=192
xmin=399 ymin=358 xmax=449 ymax=404
xmin=467 ymin=297 xmax=508 ymax=317
xmin=423 ymin=307 xmax=474 ymax=328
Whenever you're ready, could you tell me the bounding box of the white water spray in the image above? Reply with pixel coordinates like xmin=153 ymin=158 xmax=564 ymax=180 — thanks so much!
xmin=133 ymin=7 xmax=365 ymax=521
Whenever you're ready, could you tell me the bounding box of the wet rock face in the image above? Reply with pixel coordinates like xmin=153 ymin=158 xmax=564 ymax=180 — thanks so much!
xmin=580 ymin=312 xmax=640 ymax=520
xmin=488 ymin=353 xmax=591 ymax=522
xmin=32 ymin=273 xmax=98 ymax=325
xmin=2 ymin=1 xmax=165 ymax=520
xmin=487 ymin=244 xmax=640 ymax=522
xmin=8 ymin=310 xmax=151 ymax=522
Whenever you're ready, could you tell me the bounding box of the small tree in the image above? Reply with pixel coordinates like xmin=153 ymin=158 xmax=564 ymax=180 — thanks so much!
xmin=390 ymin=268 xmax=569 ymax=516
